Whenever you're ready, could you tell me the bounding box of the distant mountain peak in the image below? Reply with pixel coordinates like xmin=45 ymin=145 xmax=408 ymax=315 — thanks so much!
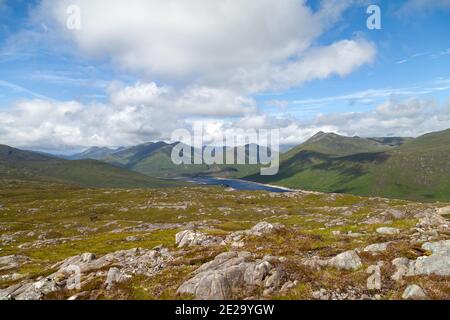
xmin=308 ymin=131 xmax=341 ymax=142
xmin=70 ymin=146 xmax=122 ymax=160
xmin=85 ymin=146 xmax=112 ymax=152
xmin=312 ymin=131 xmax=326 ymax=137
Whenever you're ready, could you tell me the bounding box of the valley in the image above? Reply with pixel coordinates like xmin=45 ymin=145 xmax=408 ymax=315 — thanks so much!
xmin=62 ymin=128 xmax=450 ymax=202
xmin=1 ymin=128 xmax=449 ymax=300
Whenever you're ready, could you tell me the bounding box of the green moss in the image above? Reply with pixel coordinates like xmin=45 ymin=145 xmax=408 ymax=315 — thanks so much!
xmin=24 ymin=229 xmax=178 ymax=264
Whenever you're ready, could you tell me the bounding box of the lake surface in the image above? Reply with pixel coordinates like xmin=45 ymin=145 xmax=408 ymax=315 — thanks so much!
xmin=180 ymin=176 xmax=291 ymax=193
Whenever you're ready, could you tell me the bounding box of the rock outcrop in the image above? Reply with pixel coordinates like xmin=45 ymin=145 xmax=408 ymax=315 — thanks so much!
xmin=247 ymin=222 xmax=284 ymax=236
xmin=364 ymin=242 xmax=390 ymax=253
xmin=175 ymin=230 xmax=225 ymax=248
xmin=402 ymin=284 xmax=427 ymax=300
xmin=177 ymin=251 xmax=286 ymax=300
xmin=0 ymin=255 xmax=31 ymax=272
xmin=304 ymin=250 xmax=362 ymax=271
xmin=391 ymin=240 xmax=450 ymax=280
xmin=411 ymin=240 xmax=450 ymax=276
xmin=0 ymin=246 xmax=172 ymax=300
xmin=327 ymin=250 xmax=363 ymax=271
xmin=105 ymin=267 xmax=131 ymax=290
xmin=376 ymin=227 xmax=400 ymax=235
xmin=225 ymin=222 xmax=285 ymax=247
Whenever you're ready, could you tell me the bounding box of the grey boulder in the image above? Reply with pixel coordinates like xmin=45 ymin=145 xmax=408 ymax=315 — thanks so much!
xmin=376 ymin=227 xmax=400 ymax=235
xmin=175 ymin=230 xmax=225 ymax=248
xmin=177 ymin=252 xmax=277 ymax=300
xmin=402 ymin=284 xmax=427 ymax=300
xmin=327 ymin=250 xmax=362 ymax=271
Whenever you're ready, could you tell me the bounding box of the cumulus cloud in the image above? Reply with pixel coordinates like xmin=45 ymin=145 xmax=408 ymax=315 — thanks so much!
xmin=109 ymin=82 xmax=256 ymax=116
xmin=0 ymin=96 xmax=185 ymax=151
xmin=6 ymin=0 xmax=429 ymax=151
xmin=1 ymin=94 xmax=450 ymax=151
xmin=0 ymin=81 xmax=255 ymax=150
xmin=228 ymin=39 xmax=376 ymax=92
xmin=33 ymin=0 xmax=374 ymax=92
xmin=312 ymin=98 xmax=450 ymax=137
xmin=195 ymin=97 xmax=450 ymax=146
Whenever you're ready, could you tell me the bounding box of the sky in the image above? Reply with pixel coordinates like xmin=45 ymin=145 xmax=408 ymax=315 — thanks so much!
xmin=0 ymin=0 xmax=450 ymax=152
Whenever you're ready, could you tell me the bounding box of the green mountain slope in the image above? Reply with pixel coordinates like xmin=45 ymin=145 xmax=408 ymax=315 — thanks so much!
xmin=76 ymin=142 xmax=263 ymax=178
xmin=0 ymin=145 xmax=183 ymax=189
xmin=283 ymin=132 xmax=395 ymax=159
xmin=100 ymin=142 xmax=211 ymax=177
xmin=70 ymin=146 xmax=124 ymax=160
xmin=248 ymin=129 xmax=450 ymax=202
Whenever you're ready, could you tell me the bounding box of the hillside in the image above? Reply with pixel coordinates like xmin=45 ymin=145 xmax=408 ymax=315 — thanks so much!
xmin=248 ymin=129 xmax=450 ymax=202
xmin=69 ymin=146 xmax=124 ymax=160
xmin=101 ymin=142 xmax=212 ymax=177
xmin=283 ymin=132 xmax=396 ymax=160
xmin=0 ymin=145 xmax=183 ymax=189
xmin=74 ymin=142 xmax=263 ymax=178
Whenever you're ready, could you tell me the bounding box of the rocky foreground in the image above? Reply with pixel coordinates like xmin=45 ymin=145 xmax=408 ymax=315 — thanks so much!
xmin=0 ymin=181 xmax=449 ymax=300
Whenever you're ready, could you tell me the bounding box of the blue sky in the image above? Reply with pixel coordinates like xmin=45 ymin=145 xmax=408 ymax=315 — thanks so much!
xmin=260 ymin=1 xmax=450 ymax=118
xmin=0 ymin=0 xmax=450 ymax=151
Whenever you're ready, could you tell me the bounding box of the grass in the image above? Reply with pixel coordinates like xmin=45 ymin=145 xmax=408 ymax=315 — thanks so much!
xmin=0 ymin=180 xmax=448 ymax=299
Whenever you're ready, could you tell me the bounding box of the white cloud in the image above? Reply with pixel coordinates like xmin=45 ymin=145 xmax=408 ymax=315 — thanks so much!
xmin=311 ymin=97 xmax=450 ymax=137
xmin=33 ymin=0 xmax=374 ymax=92
xmin=172 ymin=86 xmax=256 ymax=116
xmin=0 ymin=81 xmax=255 ymax=150
xmin=197 ymin=97 xmax=450 ymax=146
xmin=109 ymin=82 xmax=256 ymax=116
xmin=109 ymin=82 xmax=169 ymax=107
xmin=8 ymin=0 xmax=436 ymax=151
xmin=0 ymin=97 xmax=185 ymax=151
xmin=1 ymin=94 xmax=450 ymax=151
xmin=228 ymin=39 xmax=375 ymax=93
xmin=0 ymin=0 xmax=378 ymax=152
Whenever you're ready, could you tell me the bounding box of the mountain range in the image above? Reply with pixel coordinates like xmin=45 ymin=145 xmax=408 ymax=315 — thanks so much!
xmin=1 ymin=128 xmax=449 ymax=201
xmin=70 ymin=142 xmax=264 ymax=178
xmin=249 ymin=128 xmax=450 ymax=202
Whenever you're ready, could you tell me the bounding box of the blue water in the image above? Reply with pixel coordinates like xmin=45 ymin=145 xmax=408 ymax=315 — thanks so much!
xmin=182 ymin=176 xmax=290 ymax=193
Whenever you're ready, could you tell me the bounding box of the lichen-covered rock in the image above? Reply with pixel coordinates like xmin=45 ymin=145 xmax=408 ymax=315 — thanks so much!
xmin=327 ymin=250 xmax=362 ymax=271
xmin=303 ymin=250 xmax=362 ymax=271
xmin=0 ymin=246 xmax=172 ymax=300
xmin=410 ymin=240 xmax=450 ymax=276
xmin=248 ymin=222 xmax=284 ymax=236
xmin=264 ymin=270 xmax=286 ymax=289
xmin=402 ymin=284 xmax=427 ymax=300
xmin=391 ymin=257 xmax=410 ymax=282
xmin=364 ymin=242 xmax=390 ymax=253
xmin=376 ymin=227 xmax=400 ymax=235
xmin=225 ymin=222 xmax=285 ymax=245
xmin=105 ymin=267 xmax=130 ymax=290
xmin=177 ymin=252 xmax=276 ymax=300
xmin=0 ymin=255 xmax=31 ymax=272
xmin=436 ymin=206 xmax=450 ymax=215
xmin=244 ymin=261 xmax=271 ymax=286
xmin=175 ymin=230 xmax=225 ymax=248
xmin=391 ymin=240 xmax=450 ymax=280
